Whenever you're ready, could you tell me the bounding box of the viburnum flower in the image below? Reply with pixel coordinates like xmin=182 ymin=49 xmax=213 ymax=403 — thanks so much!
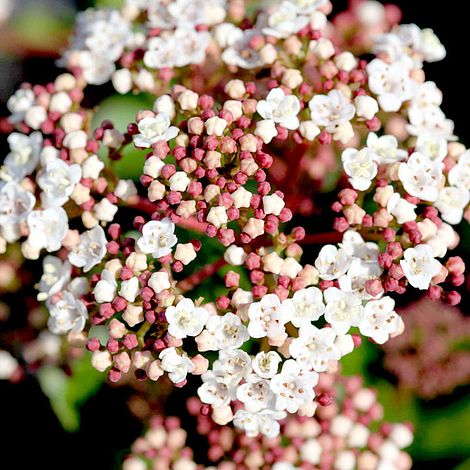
xmin=26 ymin=207 xmax=68 ymax=253
xmin=324 ymin=287 xmax=365 ymax=335
xmin=165 ymin=297 xmax=209 ymax=339
xmin=341 ymin=147 xmax=378 ymax=190
xmin=290 ymin=287 xmax=325 ymax=327
xmin=398 ymin=152 xmax=444 ymax=201
xmin=68 ymin=225 xmax=107 ymax=272
xmin=256 ymin=87 xmax=301 ymax=130
xmin=400 ymin=244 xmax=442 ymax=289
xmin=247 ymin=293 xmax=294 ymax=340
xmin=47 ymin=291 xmax=87 ymax=335
xmin=270 ymin=359 xmax=318 ymax=413
xmin=367 ymin=58 xmax=415 ymax=111
xmin=136 ymin=218 xmax=177 ymax=258
xmin=289 ymin=324 xmax=340 ymax=372
xmin=1 ymin=0 xmax=469 ymax=455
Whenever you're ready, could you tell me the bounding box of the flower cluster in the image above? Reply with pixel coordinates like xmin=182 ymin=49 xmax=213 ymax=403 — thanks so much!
xmin=383 ymin=297 xmax=470 ymax=399
xmin=123 ymin=369 xmax=413 ymax=469
xmin=1 ymin=0 xmax=469 ymax=452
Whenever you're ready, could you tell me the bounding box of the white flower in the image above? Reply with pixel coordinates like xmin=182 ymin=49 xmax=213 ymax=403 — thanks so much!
xmin=148 ymin=0 xmax=226 ymax=29
xmin=207 ymin=206 xmax=228 ymax=227
xmin=341 ymin=148 xmax=378 ymax=191
xmin=247 ymin=293 xmax=294 ymax=339
xmin=24 ymin=106 xmax=47 ymax=130
xmin=255 ymin=119 xmax=278 ymax=143
xmin=1 ymin=132 xmax=42 ymax=182
xmin=214 ymin=23 xmax=244 ymax=48
xmin=366 ymin=133 xmax=407 ymax=164
xmin=63 ymin=130 xmax=88 ymax=150
xmin=315 ymin=245 xmax=351 ymax=280
xmin=270 ymin=359 xmax=318 ymax=413
xmin=290 ymin=287 xmax=325 ymax=327
xmin=222 ymin=29 xmax=266 ymax=69
xmin=256 ymin=88 xmax=301 ymax=130
xmin=169 ymin=171 xmax=190 ymax=192
xmin=137 ymin=218 xmax=177 ymax=258
xmin=263 ymin=193 xmax=285 ymax=216
xmin=82 ymin=154 xmax=105 ymax=179
xmin=148 ymin=271 xmax=171 ymax=293
xmin=133 ymin=114 xmax=179 ymax=148
xmin=115 ymin=179 xmax=137 ymax=200
xmin=398 ymin=152 xmax=443 ymax=201
xmin=204 ymin=312 xmax=249 ymax=350
xmin=76 ymin=51 xmax=116 ymax=86
xmin=38 ymin=256 xmax=71 ymax=300
xmin=37 ymin=159 xmax=82 ymax=207
xmin=213 ymin=349 xmax=252 ymax=385
xmin=400 ymin=244 xmax=441 ymax=289
xmin=91 ymin=350 xmax=112 ymax=372
xmin=159 ymin=347 xmax=194 ymax=383
xmin=338 ymin=257 xmax=382 ymax=300
xmin=47 ymin=291 xmax=87 ymax=335
xmin=231 ymin=186 xmax=252 ymax=208
xmin=224 ymin=245 xmax=246 ymax=266
xmin=415 ymin=134 xmax=447 ymax=162
xmin=434 ymin=186 xmax=470 ymax=225
xmin=324 ymin=287 xmax=364 ymax=335
xmin=205 ymin=116 xmax=228 ymax=136
xmin=309 ymin=90 xmax=355 ymax=132
xmin=119 ymin=276 xmax=140 ymax=302
xmin=354 ymin=95 xmax=378 ymax=120
xmin=400 ymin=24 xmax=446 ymax=63
xmin=27 ymin=207 xmax=68 ymax=252
xmin=233 ymin=409 xmax=285 ymax=438
xmin=165 ymin=298 xmax=209 ymax=339
xmin=237 ymin=374 xmax=275 ymax=412
xmin=252 ymin=351 xmax=282 ymax=379
xmin=73 ymin=9 xmax=130 ymax=61
xmin=359 ymin=297 xmax=401 ymax=344
xmin=407 ymin=82 xmax=454 ymax=139
xmin=198 ymin=371 xmax=236 ymax=407
xmin=0 ymin=350 xmax=18 ymax=380
xmin=262 ymin=1 xmax=309 ymax=39
xmin=93 ymin=269 xmax=117 ymax=303
xmin=448 ymin=150 xmax=470 ymax=190
xmin=7 ymin=88 xmax=35 ymax=122
xmin=290 ymin=324 xmax=340 ymax=372
xmin=112 ymin=68 xmax=132 ymax=94
xmin=386 ymin=193 xmax=417 ymax=224
xmin=0 ymin=182 xmax=36 ymax=243
xmin=68 ymin=225 xmax=107 ymax=272
xmin=367 ymin=58 xmax=414 ymax=112
xmin=144 ymin=27 xmax=210 ymax=69
xmin=94 ymin=198 xmax=118 ymax=223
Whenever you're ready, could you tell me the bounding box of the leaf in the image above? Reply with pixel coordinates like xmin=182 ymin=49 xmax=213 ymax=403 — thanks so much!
xmin=37 ymin=353 xmax=104 ymax=432
xmin=92 ymin=94 xmax=155 ymax=180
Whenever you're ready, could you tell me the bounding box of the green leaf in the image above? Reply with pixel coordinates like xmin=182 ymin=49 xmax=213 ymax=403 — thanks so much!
xmin=37 ymin=353 xmax=104 ymax=432
xmin=92 ymin=94 xmax=155 ymax=180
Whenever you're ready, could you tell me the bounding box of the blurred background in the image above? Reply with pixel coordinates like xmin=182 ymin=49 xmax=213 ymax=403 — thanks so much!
xmin=0 ymin=1 xmax=469 ymax=468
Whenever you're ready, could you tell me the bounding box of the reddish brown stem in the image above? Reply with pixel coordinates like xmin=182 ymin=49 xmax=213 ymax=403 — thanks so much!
xmin=178 ymin=257 xmax=227 ymax=293
xmin=299 ymin=231 xmax=343 ymax=245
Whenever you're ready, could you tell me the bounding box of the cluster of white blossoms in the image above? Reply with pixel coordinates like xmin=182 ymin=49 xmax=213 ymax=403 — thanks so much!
xmin=1 ymin=0 xmax=469 ymax=452
xmin=196 ymin=228 xmax=405 ymax=436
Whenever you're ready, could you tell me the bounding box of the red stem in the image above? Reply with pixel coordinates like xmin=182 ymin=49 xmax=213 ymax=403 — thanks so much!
xmin=299 ymin=231 xmax=343 ymax=245
xmin=178 ymin=257 xmax=227 ymax=293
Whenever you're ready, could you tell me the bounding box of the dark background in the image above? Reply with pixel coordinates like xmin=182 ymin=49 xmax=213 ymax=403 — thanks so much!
xmin=0 ymin=1 xmax=468 ymax=468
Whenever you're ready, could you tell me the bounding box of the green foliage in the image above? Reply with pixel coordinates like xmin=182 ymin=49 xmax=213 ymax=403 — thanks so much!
xmin=92 ymin=94 xmax=155 ymax=180
xmin=37 ymin=353 xmax=104 ymax=432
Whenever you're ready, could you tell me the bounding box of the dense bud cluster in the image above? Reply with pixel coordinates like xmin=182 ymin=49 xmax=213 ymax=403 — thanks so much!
xmin=1 ymin=0 xmax=468 ymax=463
